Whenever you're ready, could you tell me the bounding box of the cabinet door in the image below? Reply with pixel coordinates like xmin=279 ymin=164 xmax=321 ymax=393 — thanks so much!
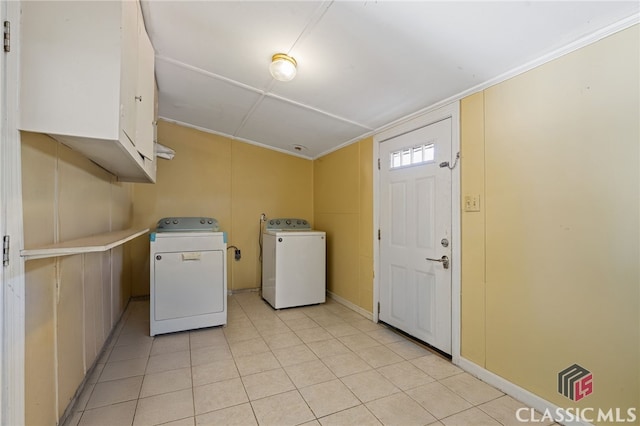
xmin=135 ymin=24 xmax=156 ymax=160
xmin=120 ymin=0 xmax=138 ymax=146
xmin=20 ymin=1 xmax=121 ymax=139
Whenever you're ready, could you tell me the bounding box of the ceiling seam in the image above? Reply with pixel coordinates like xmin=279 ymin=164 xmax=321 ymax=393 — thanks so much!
xmin=157 ymin=117 xmax=313 ymax=160
xmin=233 ymin=94 xmax=266 ymax=138
xmin=264 ymin=92 xmax=373 ymax=130
xmin=156 ymin=55 xmax=266 ymax=96
xmin=286 ymin=0 xmax=334 ymax=55
xmin=233 ymin=0 xmax=337 ymax=139
xmin=158 ymin=54 xmax=373 ymax=133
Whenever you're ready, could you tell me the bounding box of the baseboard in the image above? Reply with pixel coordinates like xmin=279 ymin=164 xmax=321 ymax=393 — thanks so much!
xmin=456 ymin=357 xmax=591 ymax=426
xmin=326 ymin=291 xmax=373 ymax=321
xmin=228 ymin=287 xmax=260 ymax=295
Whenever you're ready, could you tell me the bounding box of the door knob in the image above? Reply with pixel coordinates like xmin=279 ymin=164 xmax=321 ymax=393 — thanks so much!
xmin=426 ymin=255 xmax=449 ymax=269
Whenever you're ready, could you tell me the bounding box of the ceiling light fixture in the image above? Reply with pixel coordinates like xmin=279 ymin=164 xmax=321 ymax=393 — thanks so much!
xmin=269 ymin=53 xmax=297 ymax=82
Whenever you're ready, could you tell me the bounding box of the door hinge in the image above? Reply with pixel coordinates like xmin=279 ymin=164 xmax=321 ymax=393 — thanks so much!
xmin=3 ymin=235 xmax=9 ymax=267
xmin=377 ymin=302 xmax=380 ymax=315
xmin=3 ymin=21 xmax=10 ymax=53
xmin=377 ymin=158 xmax=380 ymax=170
xmin=378 ymin=229 xmax=381 ymax=240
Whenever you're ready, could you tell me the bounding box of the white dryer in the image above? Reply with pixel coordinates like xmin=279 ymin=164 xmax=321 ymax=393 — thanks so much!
xmin=150 ymin=217 xmax=227 ymax=336
xmin=262 ymin=218 xmax=326 ymax=309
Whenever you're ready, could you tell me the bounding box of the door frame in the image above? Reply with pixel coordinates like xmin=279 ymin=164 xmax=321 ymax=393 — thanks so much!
xmin=373 ymin=101 xmax=461 ymax=362
xmin=1 ymin=1 xmax=26 ymax=424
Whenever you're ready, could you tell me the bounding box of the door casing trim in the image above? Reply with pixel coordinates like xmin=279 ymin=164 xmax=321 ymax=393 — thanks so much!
xmin=373 ymin=101 xmax=461 ymax=362
xmin=1 ymin=1 xmax=26 ymax=425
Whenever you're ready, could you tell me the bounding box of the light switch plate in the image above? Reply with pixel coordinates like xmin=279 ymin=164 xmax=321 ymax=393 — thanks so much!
xmin=464 ymin=195 xmax=481 ymax=212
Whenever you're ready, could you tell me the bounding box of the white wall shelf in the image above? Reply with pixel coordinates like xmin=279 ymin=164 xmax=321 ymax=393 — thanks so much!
xmin=21 ymin=228 xmax=149 ymax=261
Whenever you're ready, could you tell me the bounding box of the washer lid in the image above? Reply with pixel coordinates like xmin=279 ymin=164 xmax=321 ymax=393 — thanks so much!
xmin=265 ymin=218 xmax=311 ymax=231
xmin=156 ymin=217 xmax=220 ymax=232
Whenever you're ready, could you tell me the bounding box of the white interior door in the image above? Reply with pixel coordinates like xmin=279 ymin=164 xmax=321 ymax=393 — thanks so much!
xmin=379 ymin=118 xmax=452 ymax=354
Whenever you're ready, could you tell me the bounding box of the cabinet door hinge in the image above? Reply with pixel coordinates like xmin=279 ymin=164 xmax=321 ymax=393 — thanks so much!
xmin=378 ymin=229 xmax=381 ymax=240
xmin=377 ymin=158 xmax=380 ymax=170
xmin=377 ymin=302 xmax=380 ymax=315
xmin=3 ymin=235 xmax=9 ymax=266
xmin=3 ymin=21 xmax=10 ymax=53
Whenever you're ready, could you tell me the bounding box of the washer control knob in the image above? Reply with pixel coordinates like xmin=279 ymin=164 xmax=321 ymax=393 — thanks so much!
xmin=172 ymin=219 xmax=178 ymax=224
xmin=208 ymin=219 xmax=213 ymax=224
xmin=286 ymin=219 xmax=291 ymax=225
xmin=200 ymin=219 xmax=205 ymax=224
xmin=278 ymin=238 xmax=283 ymax=242
xmin=297 ymin=220 xmax=301 ymax=225
xmin=164 ymin=220 xmax=170 ymax=224
xmin=276 ymin=220 xmax=281 ymax=225
xmin=269 ymin=220 xmax=274 ymax=225
xmin=303 ymin=220 xmax=308 ymax=225
xmin=156 ymin=255 xmax=162 ymax=260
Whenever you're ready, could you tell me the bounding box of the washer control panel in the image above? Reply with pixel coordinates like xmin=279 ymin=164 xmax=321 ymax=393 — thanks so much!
xmin=156 ymin=217 xmax=220 ymax=232
xmin=266 ymin=218 xmax=311 ymax=231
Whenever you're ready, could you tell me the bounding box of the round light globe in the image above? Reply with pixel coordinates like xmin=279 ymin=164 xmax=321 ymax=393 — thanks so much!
xmin=269 ymin=54 xmax=297 ymax=82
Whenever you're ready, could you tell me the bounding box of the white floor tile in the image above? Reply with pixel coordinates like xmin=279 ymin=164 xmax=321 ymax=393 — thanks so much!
xmin=319 ymin=405 xmax=382 ymax=426
xmin=78 ymin=400 xmax=136 ymax=426
xmin=192 ymin=358 xmax=239 ymax=387
xmin=441 ymin=407 xmax=501 ymax=426
xmin=67 ymin=295 xmax=542 ymax=426
xmin=99 ymin=357 xmax=147 ymax=382
xmin=196 ymin=403 xmax=257 ymax=426
xmin=193 ymin=377 xmax=248 ymax=415
xmin=241 ymin=368 xmax=295 ymax=401
xmin=86 ymin=376 xmax=143 ymax=409
xmin=299 ymin=379 xmax=361 ymax=418
xmin=341 ymin=370 xmax=401 ymax=403
xmin=146 ymin=350 xmax=191 ymax=374
xmin=405 ymin=381 xmax=472 ymax=419
xmin=140 ymin=367 xmax=192 ymax=398
xmin=251 ymin=390 xmax=315 ymax=426
xmin=440 ymin=372 xmax=504 ymax=405
xmin=366 ymin=392 xmax=436 ymax=426
xmin=133 ymin=388 xmax=194 ymax=426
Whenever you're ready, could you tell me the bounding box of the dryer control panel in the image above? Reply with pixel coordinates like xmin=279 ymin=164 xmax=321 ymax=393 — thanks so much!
xmin=266 ymin=218 xmax=311 ymax=231
xmin=156 ymin=217 xmax=220 ymax=232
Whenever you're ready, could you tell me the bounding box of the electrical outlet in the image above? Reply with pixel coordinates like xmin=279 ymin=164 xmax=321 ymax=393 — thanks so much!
xmin=234 ymin=249 xmax=241 ymax=261
xmin=464 ymin=195 xmax=481 ymax=212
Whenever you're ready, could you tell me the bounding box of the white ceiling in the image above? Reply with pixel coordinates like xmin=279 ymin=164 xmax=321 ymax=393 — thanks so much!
xmin=141 ymin=1 xmax=639 ymax=159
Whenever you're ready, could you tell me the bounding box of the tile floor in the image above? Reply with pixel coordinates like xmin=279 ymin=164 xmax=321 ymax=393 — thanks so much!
xmin=64 ymin=292 xmax=546 ymax=426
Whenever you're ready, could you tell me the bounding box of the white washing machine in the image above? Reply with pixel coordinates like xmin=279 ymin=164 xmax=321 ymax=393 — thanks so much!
xmin=262 ymin=218 xmax=326 ymax=309
xmin=150 ymin=217 xmax=227 ymax=336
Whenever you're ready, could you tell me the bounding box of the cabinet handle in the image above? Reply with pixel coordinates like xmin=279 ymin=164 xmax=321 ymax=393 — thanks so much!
xmin=135 ymin=96 xmax=142 ymax=102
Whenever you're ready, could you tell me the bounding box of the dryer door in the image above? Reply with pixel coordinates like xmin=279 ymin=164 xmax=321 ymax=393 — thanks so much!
xmin=153 ymin=250 xmax=224 ymax=320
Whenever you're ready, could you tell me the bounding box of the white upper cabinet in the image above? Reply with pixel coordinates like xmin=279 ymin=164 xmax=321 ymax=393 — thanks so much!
xmin=135 ymin=18 xmax=156 ymax=161
xmin=19 ymin=0 xmax=156 ymax=183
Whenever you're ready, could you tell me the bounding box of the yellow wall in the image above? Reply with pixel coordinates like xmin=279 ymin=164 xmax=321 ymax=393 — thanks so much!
xmin=314 ymin=138 xmax=374 ymax=312
xmin=21 ymin=133 xmax=134 ymax=425
xmin=20 ymin=22 xmax=638 ymax=426
xmin=460 ymin=91 xmax=487 ymax=365
xmin=460 ymin=25 xmax=639 ymax=415
xmin=131 ymin=120 xmax=313 ymax=295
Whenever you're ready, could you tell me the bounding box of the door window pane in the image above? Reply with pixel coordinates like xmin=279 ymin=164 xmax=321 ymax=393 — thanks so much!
xmin=389 ymin=143 xmax=434 ymax=169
